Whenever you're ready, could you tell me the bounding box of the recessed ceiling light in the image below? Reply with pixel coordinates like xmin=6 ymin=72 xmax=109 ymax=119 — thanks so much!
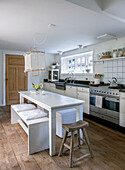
xmin=58 ymin=51 xmax=63 ymax=55
xmin=97 ymin=34 xmax=116 ymax=40
xmin=78 ymin=45 xmax=84 ymax=49
xmin=48 ymin=24 xmax=56 ymax=27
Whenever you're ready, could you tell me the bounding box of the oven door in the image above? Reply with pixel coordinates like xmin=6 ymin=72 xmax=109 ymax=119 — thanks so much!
xmin=105 ymin=97 xmax=119 ymax=112
xmin=105 ymin=97 xmax=119 ymax=120
xmin=90 ymin=94 xmax=107 ymax=115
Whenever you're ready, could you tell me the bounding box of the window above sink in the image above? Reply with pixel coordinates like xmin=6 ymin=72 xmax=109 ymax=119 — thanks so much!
xmin=61 ymin=51 xmax=93 ymax=74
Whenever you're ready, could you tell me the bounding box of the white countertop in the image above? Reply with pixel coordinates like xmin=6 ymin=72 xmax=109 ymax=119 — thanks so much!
xmin=19 ymin=91 xmax=84 ymax=109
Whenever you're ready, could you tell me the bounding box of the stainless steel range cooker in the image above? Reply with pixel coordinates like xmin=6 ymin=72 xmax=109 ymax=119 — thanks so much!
xmin=90 ymin=86 xmax=120 ymax=124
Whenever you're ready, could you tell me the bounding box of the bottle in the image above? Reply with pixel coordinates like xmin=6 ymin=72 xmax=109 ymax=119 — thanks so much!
xmin=113 ymin=49 xmax=117 ymax=58
xmin=123 ymin=48 xmax=125 ymax=56
xmin=118 ymin=48 xmax=123 ymax=57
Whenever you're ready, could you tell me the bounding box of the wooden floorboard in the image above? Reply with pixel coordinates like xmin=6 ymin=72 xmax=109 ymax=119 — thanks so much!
xmin=0 ymin=106 xmax=125 ymax=170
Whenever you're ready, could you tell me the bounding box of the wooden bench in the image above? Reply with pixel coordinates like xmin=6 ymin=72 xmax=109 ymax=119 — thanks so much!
xmin=11 ymin=105 xmax=49 ymax=154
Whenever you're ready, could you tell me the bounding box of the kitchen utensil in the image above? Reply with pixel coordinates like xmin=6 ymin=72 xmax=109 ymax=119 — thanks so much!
xmin=109 ymin=77 xmax=118 ymax=87
xmin=49 ymin=65 xmax=56 ymax=69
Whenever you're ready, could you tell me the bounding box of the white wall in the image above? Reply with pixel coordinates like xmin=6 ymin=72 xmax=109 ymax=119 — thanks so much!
xmin=0 ymin=50 xmax=55 ymax=105
xmin=28 ymin=53 xmax=56 ymax=90
xmin=39 ymin=53 xmax=56 ymax=83
xmin=55 ymin=36 xmax=125 ymax=82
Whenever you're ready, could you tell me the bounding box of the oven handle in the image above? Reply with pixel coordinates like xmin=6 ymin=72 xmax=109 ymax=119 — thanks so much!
xmin=105 ymin=97 xmax=119 ymax=103
xmin=90 ymin=94 xmax=105 ymax=98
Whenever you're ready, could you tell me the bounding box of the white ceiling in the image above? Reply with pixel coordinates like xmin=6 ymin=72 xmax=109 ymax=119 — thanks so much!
xmin=0 ymin=0 xmax=125 ymax=54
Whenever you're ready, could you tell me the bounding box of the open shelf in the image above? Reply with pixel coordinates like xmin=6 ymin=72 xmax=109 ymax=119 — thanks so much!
xmin=91 ymin=56 xmax=125 ymax=63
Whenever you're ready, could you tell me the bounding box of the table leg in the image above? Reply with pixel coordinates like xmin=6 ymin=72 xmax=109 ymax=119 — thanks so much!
xmin=76 ymin=104 xmax=83 ymax=121
xmin=20 ymin=94 xmax=24 ymax=104
xmin=49 ymin=109 xmax=56 ymax=156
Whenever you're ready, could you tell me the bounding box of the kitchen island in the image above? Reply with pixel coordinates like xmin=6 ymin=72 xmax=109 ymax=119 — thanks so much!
xmin=19 ymin=91 xmax=84 ymax=156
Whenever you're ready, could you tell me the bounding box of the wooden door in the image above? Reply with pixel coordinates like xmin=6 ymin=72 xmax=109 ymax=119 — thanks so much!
xmin=6 ymin=55 xmax=28 ymax=105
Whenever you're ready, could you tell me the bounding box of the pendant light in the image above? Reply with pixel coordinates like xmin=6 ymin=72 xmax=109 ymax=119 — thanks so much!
xmin=24 ymin=24 xmax=56 ymax=76
xmin=24 ymin=47 xmax=45 ymax=76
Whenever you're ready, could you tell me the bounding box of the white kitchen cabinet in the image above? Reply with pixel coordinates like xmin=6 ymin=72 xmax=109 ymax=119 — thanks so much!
xmin=77 ymin=87 xmax=90 ymax=114
xmin=44 ymin=83 xmax=55 ymax=92
xmin=65 ymin=85 xmax=77 ymax=98
xmin=55 ymin=89 xmax=66 ymax=96
xmin=44 ymin=83 xmax=50 ymax=91
xmin=49 ymin=83 xmax=55 ymax=92
xmin=119 ymin=92 xmax=125 ymax=127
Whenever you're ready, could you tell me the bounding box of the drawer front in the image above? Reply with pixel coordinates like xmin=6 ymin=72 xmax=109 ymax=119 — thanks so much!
xmin=66 ymin=85 xmax=77 ymax=92
xmin=77 ymin=87 xmax=89 ymax=93
xmin=50 ymin=83 xmax=55 ymax=87
xmin=66 ymin=85 xmax=76 ymax=89
xmin=66 ymin=86 xmax=77 ymax=98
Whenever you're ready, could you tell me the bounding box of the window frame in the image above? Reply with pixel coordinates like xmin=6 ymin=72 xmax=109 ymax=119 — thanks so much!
xmin=61 ymin=51 xmax=94 ymax=75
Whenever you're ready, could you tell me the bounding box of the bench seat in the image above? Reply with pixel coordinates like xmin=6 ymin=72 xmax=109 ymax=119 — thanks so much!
xmin=11 ymin=104 xmax=49 ymax=154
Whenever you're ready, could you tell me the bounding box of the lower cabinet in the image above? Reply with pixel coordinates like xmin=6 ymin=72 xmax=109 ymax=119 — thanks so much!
xmin=44 ymin=83 xmax=50 ymax=91
xmin=77 ymin=87 xmax=90 ymax=114
xmin=55 ymin=89 xmax=66 ymax=95
xmin=65 ymin=85 xmax=77 ymax=98
xmin=44 ymin=83 xmax=55 ymax=92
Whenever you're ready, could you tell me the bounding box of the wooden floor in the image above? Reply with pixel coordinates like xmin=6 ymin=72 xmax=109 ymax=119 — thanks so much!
xmin=0 ymin=106 xmax=125 ymax=170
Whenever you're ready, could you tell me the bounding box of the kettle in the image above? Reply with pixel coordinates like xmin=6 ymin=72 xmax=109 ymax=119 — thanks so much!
xmin=109 ymin=77 xmax=118 ymax=87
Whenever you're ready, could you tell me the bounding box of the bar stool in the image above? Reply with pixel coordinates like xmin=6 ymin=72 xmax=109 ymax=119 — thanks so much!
xmin=58 ymin=120 xmax=93 ymax=168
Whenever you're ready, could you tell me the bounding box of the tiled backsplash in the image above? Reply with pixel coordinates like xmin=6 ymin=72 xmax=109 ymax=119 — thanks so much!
xmin=104 ymin=58 xmax=125 ymax=84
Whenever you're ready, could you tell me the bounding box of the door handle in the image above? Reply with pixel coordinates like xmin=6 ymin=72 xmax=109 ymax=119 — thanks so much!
xmin=5 ymin=78 xmax=8 ymax=81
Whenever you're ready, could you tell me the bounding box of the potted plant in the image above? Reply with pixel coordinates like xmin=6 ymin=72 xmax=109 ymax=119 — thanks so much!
xmin=32 ymin=83 xmax=43 ymax=94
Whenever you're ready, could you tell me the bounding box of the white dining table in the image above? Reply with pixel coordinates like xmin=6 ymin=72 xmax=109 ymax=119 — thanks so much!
xmin=19 ymin=91 xmax=84 ymax=156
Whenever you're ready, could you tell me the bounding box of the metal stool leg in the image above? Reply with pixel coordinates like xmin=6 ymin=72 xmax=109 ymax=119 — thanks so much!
xmin=69 ymin=131 xmax=74 ymax=168
xmin=82 ymin=128 xmax=94 ymax=158
xmin=58 ymin=131 xmax=68 ymax=156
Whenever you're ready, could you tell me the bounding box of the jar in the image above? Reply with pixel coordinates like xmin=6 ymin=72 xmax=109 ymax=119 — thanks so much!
xmin=118 ymin=48 xmax=123 ymax=57
xmin=123 ymin=48 xmax=125 ymax=56
xmin=113 ymin=49 xmax=118 ymax=58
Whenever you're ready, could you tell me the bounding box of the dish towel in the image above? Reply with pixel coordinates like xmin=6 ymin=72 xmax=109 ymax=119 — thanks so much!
xmin=19 ymin=109 xmax=47 ymax=121
xmin=95 ymin=95 xmax=103 ymax=108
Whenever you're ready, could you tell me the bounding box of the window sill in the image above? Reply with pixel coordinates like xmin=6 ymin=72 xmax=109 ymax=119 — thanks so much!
xmin=61 ymin=73 xmax=94 ymax=76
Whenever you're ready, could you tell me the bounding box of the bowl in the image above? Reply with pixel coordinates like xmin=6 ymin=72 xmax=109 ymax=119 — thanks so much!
xmin=49 ymin=65 xmax=56 ymax=69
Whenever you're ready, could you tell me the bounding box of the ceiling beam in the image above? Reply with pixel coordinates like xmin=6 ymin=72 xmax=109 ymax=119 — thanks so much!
xmin=101 ymin=0 xmax=123 ymax=10
xmin=66 ymin=0 xmax=125 ymax=24
xmin=102 ymin=11 xmax=125 ymax=24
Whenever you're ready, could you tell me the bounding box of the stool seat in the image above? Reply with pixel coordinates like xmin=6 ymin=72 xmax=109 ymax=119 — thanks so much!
xmin=63 ymin=120 xmax=88 ymax=132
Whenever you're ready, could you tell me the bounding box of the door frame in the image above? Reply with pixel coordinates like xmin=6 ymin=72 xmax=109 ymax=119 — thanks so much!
xmin=3 ymin=51 xmax=25 ymax=106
